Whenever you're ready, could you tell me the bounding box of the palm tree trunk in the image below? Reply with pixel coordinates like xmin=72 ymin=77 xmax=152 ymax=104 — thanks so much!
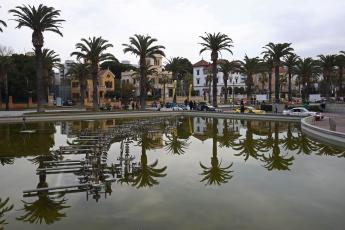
xmin=0 ymin=77 xmax=2 ymax=109
xmin=268 ymin=72 xmax=272 ymax=102
xmin=80 ymin=77 xmax=86 ymax=108
xmin=338 ymin=67 xmax=343 ymax=97
xmin=212 ymin=118 xmax=218 ymax=159
xmin=325 ymin=73 xmax=331 ymax=101
xmin=173 ymin=72 xmax=177 ymax=104
xmin=208 ymin=81 xmax=211 ymax=104
xmin=163 ymin=82 xmax=166 ymax=105
xmin=140 ymin=57 xmax=146 ymax=110
xmin=212 ymin=60 xmax=218 ymax=107
xmin=274 ymin=65 xmax=280 ymax=103
xmin=224 ymin=75 xmax=228 ymax=103
xmin=288 ymin=72 xmax=292 ymax=101
xmin=4 ymin=73 xmax=9 ymax=110
xmin=35 ymin=47 xmax=45 ymax=112
xmin=247 ymin=74 xmax=252 ymax=100
xmin=92 ymin=64 xmax=99 ymax=110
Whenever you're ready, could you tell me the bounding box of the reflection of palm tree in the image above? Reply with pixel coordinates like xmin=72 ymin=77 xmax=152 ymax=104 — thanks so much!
xmin=218 ymin=119 xmax=241 ymax=148
xmin=281 ymin=123 xmax=299 ymax=151
xmin=0 ymin=197 xmax=14 ymax=226
xmin=262 ymin=123 xmax=294 ymax=171
xmin=0 ymin=157 xmax=14 ymax=166
xmin=233 ymin=121 xmax=262 ymax=161
xmin=295 ymin=134 xmax=319 ymax=155
xmin=165 ymin=131 xmax=190 ymax=155
xmin=133 ymin=132 xmax=167 ymax=188
xmin=315 ymin=143 xmax=345 ymax=157
xmin=200 ymin=118 xmax=233 ymax=186
xmin=17 ymin=193 xmax=70 ymax=225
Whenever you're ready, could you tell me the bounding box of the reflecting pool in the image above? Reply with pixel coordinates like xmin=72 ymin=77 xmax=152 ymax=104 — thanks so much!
xmin=0 ymin=116 xmax=345 ymax=230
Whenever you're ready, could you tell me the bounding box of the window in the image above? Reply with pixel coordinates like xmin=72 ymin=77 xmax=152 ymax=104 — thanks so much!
xmin=72 ymin=81 xmax=79 ymax=88
xmin=100 ymin=91 xmax=104 ymax=98
xmin=105 ymin=81 xmax=113 ymax=88
xmin=196 ymin=78 xmax=200 ymax=85
xmin=72 ymin=93 xmax=79 ymax=99
xmin=197 ymin=70 xmax=200 ymax=75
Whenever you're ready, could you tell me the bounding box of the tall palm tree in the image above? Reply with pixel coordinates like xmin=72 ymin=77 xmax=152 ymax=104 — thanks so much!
xmin=293 ymin=58 xmax=319 ymax=101
xmin=123 ymin=34 xmax=165 ymax=110
xmin=258 ymin=73 xmax=268 ymax=93
xmin=165 ymin=57 xmax=191 ymax=102
xmin=283 ymin=53 xmax=299 ymax=101
xmin=205 ymin=68 xmax=213 ymax=103
xmin=262 ymin=57 xmax=274 ymax=101
xmin=218 ymin=60 xmax=240 ymax=103
xmin=9 ymin=4 xmax=65 ymax=112
xmin=71 ymin=37 xmax=115 ymax=110
xmin=0 ymin=52 xmax=14 ymax=110
xmin=199 ymin=32 xmax=233 ymax=107
xmin=336 ymin=51 xmax=345 ymax=97
xmin=262 ymin=42 xmax=294 ymax=102
xmin=200 ymin=118 xmax=233 ymax=185
xmin=0 ymin=19 xmax=6 ymax=32
xmin=240 ymin=55 xmax=261 ymax=100
xmin=66 ymin=62 xmax=89 ymax=108
xmin=42 ymin=49 xmax=61 ymax=103
xmin=317 ymin=54 xmax=337 ymax=100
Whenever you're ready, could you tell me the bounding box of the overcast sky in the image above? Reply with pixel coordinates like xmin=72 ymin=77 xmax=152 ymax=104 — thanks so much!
xmin=1 ymin=0 xmax=344 ymax=65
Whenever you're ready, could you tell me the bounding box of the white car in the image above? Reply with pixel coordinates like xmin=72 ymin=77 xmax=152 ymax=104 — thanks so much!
xmin=283 ymin=107 xmax=323 ymax=118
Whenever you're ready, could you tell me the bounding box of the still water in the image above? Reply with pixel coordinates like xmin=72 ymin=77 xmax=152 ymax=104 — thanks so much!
xmin=0 ymin=116 xmax=345 ymax=230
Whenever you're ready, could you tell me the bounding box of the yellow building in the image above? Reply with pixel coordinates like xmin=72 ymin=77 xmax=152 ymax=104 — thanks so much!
xmin=71 ymin=69 xmax=116 ymax=103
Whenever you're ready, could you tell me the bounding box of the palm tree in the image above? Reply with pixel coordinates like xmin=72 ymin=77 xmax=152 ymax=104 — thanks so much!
xmin=218 ymin=60 xmax=241 ymax=103
xmin=123 ymin=34 xmax=165 ymax=110
xmin=165 ymin=57 xmax=191 ymax=102
xmin=281 ymin=123 xmax=299 ymax=151
xmin=0 ymin=19 xmax=6 ymax=32
xmin=0 ymin=50 xmax=14 ymax=110
xmin=9 ymin=4 xmax=65 ymax=112
xmin=42 ymin=49 xmax=61 ymax=103
xmin=165 ymin=128 xmax=190 ymax=155
xmin=133 ymin=131 xmax=167 ymax=188
xmin=258 ymin=73 xmax=268 ymax=93
xmin=199 ymin=32 xmax=233 ymax=107
xmin=262 ymin=57 xmax=274 ymax=101
xmin=336 ymin=51 xmax=345 ymax=97
xmin=283 ymin=53 xmax=299 ymax=101
xmin=317 ymin=54 xmax=337 ymax=100
xmin=205 ymin=69 xmax=213 ymax=103
xmin=200 ymin=118 xmax=233 ymax=185
xmin=240 ymin=55 xmax=261 ymax=100
xmin=71 ymin=37 xmax=115 ymax=110
xmin=293 ymin=58 xmax=319 ymax=101
xmin=66 ymin=62 xmax=89 ymax=108
xmin=262 ymin=43 xmax=294 ymax=102
xmin=131 ymin=65 xmax=159 ymax=97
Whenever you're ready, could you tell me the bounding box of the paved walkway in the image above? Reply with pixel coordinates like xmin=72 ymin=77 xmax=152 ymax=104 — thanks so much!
xmin=0 ymin=108 xmax=85 ymax=117
xmin=313 ymin=114 xmax=345 ymax=133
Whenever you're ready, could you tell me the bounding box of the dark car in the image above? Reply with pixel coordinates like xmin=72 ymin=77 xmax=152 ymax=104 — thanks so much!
xmin=100 ymin=104 xmax=112 ymax=111
xmin=197 ymin=102 xmax=216 ymax=111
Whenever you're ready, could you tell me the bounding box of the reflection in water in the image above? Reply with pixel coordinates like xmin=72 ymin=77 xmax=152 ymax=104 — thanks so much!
xmin=0 ymin=197 xmax=13 ymax=227
xmin=133 ymin=131 xmax=167 ymax=188
xmin=0 ymin=117 xmax=345 ymax=228
xmin=200 ymin=118 xmax=234 ymax=186
xmin=261 ymin=122 xmax=295 ymax=171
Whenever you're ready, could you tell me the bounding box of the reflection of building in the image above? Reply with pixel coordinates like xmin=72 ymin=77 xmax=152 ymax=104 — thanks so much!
xmin=147 ymin=130 xmax=164 ymax=149
xmin=192 ymin=60 xmax=246 ymax=98
xmin=121 ymin=55 xmax=174 ymax=99
xmin=192 ymin=117 xmax=243 ymax=141
xmin=71 ymin=69 xmax=116 ymax=103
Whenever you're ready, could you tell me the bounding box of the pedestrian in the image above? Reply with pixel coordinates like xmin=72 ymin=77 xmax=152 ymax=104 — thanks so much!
xmin=189 ymin=100 xmax=193 ymax=110
xmin=135 ymin=102 xmax=139 ymax=110
xmin=184 ymin=99 xmax=188 ymax=106
xmin=240 ymin=99 xmax=244 ymax=113
xmin=132 ymin=101 xmax=135 ymax=110
xmin=193 ymin=101 xmax=197 ymax=110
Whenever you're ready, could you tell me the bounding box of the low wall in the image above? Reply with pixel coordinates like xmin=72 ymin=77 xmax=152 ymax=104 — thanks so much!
xmin=301 ymin=116 xmax=345 ymax=148
xmin=325 ymin=103 xmax=345 ymax=114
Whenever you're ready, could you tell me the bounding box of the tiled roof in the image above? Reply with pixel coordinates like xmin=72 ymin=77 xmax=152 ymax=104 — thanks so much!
xmin=193 ymin=59 xmax=210 ymax=67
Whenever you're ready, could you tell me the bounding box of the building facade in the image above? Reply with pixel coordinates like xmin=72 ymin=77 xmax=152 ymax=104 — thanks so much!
xmin=192 ymin=60 xmax=246 ymax=101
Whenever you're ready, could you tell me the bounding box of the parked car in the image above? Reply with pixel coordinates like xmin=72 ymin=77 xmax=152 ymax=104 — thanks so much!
xmin=63 ymin=99 xmax=74 ymax=106
xmin=100 ymin=104 xmax=112 ymax=111
xmin=197 ymin=102 xmax=216 ymax=112
xmin=283 ymin=107 xmax=323 ymax=119
xmin=234 ymin=106 xmax=266 ymax=114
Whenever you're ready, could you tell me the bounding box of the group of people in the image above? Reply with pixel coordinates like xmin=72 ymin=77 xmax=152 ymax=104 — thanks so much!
xmin=131 ymin=101 xmax=140 ymax=110
xmin=185 ymin=99 xmax=198 ymax=110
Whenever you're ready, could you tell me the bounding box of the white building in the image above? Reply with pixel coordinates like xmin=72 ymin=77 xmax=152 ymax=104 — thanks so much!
xmin=192 ymin=59 xmax=246 ymax=100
